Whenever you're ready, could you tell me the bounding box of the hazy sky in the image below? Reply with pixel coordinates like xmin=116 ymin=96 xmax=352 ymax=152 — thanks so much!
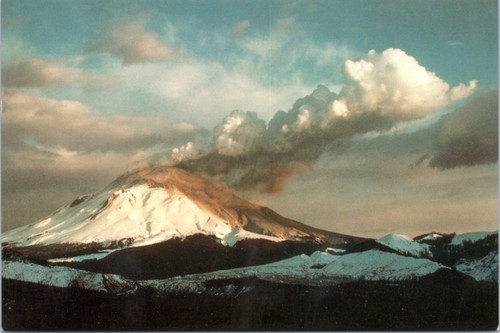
xmin=2 ymin=0 xmax=498 ymax=237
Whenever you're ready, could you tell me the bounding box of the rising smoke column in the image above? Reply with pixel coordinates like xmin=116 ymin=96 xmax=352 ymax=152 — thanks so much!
xmin=170 ymin=48 xmax=478 ymax=192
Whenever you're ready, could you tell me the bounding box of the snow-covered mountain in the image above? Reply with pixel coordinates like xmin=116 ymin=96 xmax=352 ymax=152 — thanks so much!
xmin=171 ymin=249 xmax=448 ymax=285
xmin=2 ymin=167 xmax=362 ymax=253
xmin=376 ymin=233 xmax=430 ymax=257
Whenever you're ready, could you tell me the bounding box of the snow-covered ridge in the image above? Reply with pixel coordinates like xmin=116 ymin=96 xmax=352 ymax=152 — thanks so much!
xmin=450 ymin=231 xmax=497 ymax=246
xmin=2 ymin=248 xmax=449 ymax=295
xmin=376 ymin=233 xmax=430 ymax=257
xmin=5 ymin=245 xmax=492 ymax=298
xmin=319 ymin=250 xmax=444 ymax=281
xmin=148 ymin=249 xmax=448 ymax=290
xmin=455 ymin=251 xmax=498 ymax=282
xmin=2 ymin=260 xmax=136 ymax=295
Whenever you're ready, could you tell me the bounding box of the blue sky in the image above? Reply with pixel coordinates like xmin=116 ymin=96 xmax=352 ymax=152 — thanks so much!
xmin=3 ymin=0 xmax=497 ymax=123
xmin=2 ymin=0 xmax=498 ymax=236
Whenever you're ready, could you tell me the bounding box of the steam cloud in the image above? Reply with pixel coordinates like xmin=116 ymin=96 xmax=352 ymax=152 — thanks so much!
xmin=157 ymin=48 xmax=479 ymax=192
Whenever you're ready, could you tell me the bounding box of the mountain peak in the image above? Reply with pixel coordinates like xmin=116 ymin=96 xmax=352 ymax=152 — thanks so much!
xmin=3 ymin=166 xmax=363 ymax=250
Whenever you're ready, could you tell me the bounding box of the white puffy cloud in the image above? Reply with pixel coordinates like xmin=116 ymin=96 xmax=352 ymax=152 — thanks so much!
xmin=171 ymin=142 xmax=198 ymax=162
xmin=213 ymin=110 xmax=266 ymax=156
xmin=450 ymin=80 xmax=478 ymax=101
xmin=339 ymin=48 xmax=477 ymax=120
xmin=2 ymin=58 xmax=100 ymax=87
xmin=91 ymin=21 xmax=176 ymax=65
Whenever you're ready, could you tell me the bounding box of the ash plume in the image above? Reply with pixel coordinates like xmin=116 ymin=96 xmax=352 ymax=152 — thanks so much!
xmin=145 ymin=48 xmax=479 ymax=192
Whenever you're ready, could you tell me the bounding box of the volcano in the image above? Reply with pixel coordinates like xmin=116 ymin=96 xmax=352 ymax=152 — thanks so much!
xmin=4 ymin=167 xmax=363 ymax=248
xmin=2 ymin=166 xmax=365 ymax=279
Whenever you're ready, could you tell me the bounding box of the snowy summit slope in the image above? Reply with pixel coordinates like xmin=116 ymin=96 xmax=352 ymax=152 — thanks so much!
xmin=2 ymin=167 xmax=361 ymax=249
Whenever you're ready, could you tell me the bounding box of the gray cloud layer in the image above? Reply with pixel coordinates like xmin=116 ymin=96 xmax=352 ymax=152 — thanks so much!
xmin=3 ymin=59 xmax=99 ymax=87
xmin=429 ymin=89 xmax=498 ymax=169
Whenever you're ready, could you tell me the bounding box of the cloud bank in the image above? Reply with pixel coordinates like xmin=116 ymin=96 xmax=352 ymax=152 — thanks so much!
xmin=3 ymin=58 xmax=98 ymax=87
xmin=2 ymin=89 xmax=164 ymax=153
